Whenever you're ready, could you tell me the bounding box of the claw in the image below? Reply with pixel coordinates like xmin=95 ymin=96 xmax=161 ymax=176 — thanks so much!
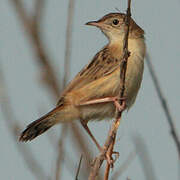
xmin=105 ymin=151 xmax=120 ymax=168
xmin=113 ymin=97 xmax=126 ymax=112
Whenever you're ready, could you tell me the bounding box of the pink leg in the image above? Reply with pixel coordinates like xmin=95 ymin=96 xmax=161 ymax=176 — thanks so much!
xmin=113 ymin=98 xmax=126 ymax=112
xmin=80 ymin=119 xmax=102 ymax=151
xmin=79 ymin=96 xmax=126 ymax=112
xmin=80 ymin=96 xmax=126 ymax=165
xmin=80 ymin=119 xmax=119 ymax=166
xmin=79 ymin=97 xmax=117 ymax=105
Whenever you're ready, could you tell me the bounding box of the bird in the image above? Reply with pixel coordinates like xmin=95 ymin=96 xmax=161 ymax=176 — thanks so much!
xmin=19 ymin=12 xmax=146 ymax=150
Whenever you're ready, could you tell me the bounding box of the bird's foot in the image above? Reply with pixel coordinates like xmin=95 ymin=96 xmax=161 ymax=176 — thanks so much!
xmin=90 ymin=150 xmax=119 ymax=168
xmin=113 ymin=96 xmax=126 ymax=112
xmin=79 ymin=96 xmax=127 ymax=111
xmin=105 ymin=151 xmax=119 ymax=168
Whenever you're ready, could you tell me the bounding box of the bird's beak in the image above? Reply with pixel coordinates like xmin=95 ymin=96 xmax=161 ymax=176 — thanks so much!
xmin=85 ymin=21 xmax=102 ymax=28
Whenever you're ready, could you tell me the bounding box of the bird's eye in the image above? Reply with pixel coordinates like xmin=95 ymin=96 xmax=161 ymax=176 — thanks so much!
xmin=112 ymin=19 xmax=119 ymax=25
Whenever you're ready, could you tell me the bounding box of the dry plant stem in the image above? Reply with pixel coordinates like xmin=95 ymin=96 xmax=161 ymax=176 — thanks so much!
xmin=146 ymin=54 xmax=180 ymax=158
xmin=10 ymin=0 xmax=92 ymax=179
xmin=104 ymin=142 xmax=115 ymax=180
xmin=10 ymin=0 xmax=60 ymax=98
xmin=88 ymin=116 xmax=121 ymax=180
xmin=63 ymin=1 xmax=104 ymax=175
xmin=62 ymin=0 xmax=75 ymax=88
xmin=71 ymin=123 xmax=93 ymax=166
xmin=104 ymin=1 xmax=131 ymax=178
xmin=104 ymin=156 xmax=111 ymax=180
xmin=56 ymin=0 xmax=76 ymax=179
xmin=55 ymin=126 xmax=68 ymax=180
xmin=75 ymin=155 xmax=83 ymax=180
xmin=46 ymin=131 xmax=77 ymax=178
xmin=34 ymin=0 xmax=44 ymax=27
xmin=88 ymin=0 xmax=131 ymax=179
xmin=0 ymin=67 xmax=50 ymax=180
xmin=71 ymin=123 xmax=103 ymax=180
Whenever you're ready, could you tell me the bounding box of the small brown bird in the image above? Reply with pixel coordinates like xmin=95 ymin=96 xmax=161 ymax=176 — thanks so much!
xmin=19 ymin=13 xmax=146 ymax=149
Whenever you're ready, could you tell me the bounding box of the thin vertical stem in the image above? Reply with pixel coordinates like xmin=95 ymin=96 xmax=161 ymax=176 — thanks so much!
xmin=146 ymin=54 xmax=180 ymax=158
xmin=55 ymin=0 xmax=76 ymax=179
xmin=0 ymin=66 xmax=50 ymax=180
xmin=88 ymin=1 xmax=132 ymax=178
xmin=63 ymin=0 xmax=76 ymax=88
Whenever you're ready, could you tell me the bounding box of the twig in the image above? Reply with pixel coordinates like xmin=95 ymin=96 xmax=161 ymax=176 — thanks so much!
xmin=75 ymin=155 xmax=83 ymax=180
xmin=55 ymin=0 xmax=76 ymax=179
xmin=62 ymin=0 xmax=75 ymax=88
xmin=55 ymin=126 xmax=68 ymax=180
xmin=10 ymin=0 xmax=97 ymax=179
xmin=34 ymin=0 xmax=44 ymax=27
xmin=104 ymin=138 xmax=115 ymax=180
xmin=10 ymin=0 xmax=60 ymax=98
xmin=146 ymin=54 xmax=180 ymax=158
xmin=71 ymin=123 xmax=93 ymax=169
xmin=0 ymin=66 xmax=50 ymax=180
xmin=88 ymin=1 xmax=132 ymax=179
xmin=46 ymin=131 xmax=78 ymax=179
xmin=103 ymin=0 xmax=132 ymax=179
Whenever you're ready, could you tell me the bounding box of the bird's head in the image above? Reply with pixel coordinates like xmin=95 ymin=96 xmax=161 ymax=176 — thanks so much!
xmin=86 ymin=13 xmax=144 ymax=42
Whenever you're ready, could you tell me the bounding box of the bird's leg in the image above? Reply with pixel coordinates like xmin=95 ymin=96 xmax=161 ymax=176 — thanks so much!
xmin=80 ymin=119 xmax=102 ymax=151
xmin=80 ymin=96 xmax=126 ymax=166
xmin=106 ymin=150 xmax=120 ymax=168
xmin=113 ymin=97 xmax=126 ymax=112
xmin=79 ymin=97 xmax=116 ymax=105
xmin=79 ymin=96 xmax=126 ymax=112
xmin=80 ymin=119 xmax=119 ymax=166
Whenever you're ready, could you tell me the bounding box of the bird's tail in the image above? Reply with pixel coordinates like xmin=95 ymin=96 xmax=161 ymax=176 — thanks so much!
xmin=19 ymin=106 xmax=62 ymax=142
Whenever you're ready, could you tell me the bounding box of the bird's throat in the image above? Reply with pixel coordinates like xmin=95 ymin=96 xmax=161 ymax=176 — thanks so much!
xmin=108 ymin=37 xmax=145 ymax=59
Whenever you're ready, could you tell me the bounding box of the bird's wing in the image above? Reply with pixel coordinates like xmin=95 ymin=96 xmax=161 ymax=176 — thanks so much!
xmin=57 ymin=47 xmax=122 ymax=105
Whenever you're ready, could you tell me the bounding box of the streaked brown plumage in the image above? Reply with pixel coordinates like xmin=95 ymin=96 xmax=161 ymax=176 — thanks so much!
xmin=19 ymin=13 xmax=146 ymax=142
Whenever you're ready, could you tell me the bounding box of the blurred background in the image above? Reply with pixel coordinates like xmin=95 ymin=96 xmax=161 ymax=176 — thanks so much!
xmin=0 ymin=0 xmax=180 ymax=179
